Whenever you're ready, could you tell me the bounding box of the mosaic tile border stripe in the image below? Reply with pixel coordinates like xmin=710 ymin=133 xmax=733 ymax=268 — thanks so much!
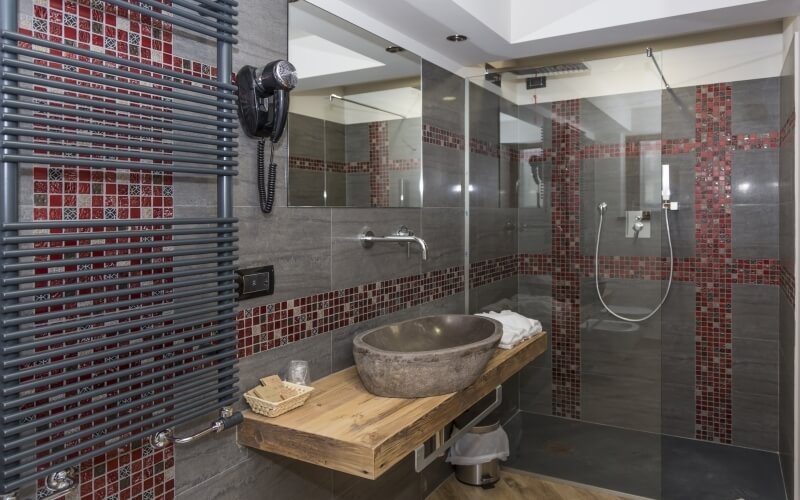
xmin=236 ymin=266 xmax=465 ymax=358
xmin=469 ymin=255 xmax=517 ymax=288
xmin=693 ymin=83 xmax=734 ymax=444
xmin=422 ymin=124 xmax=465 ymax=150
xmin=517 ymin=253 xmax=781 ymax=285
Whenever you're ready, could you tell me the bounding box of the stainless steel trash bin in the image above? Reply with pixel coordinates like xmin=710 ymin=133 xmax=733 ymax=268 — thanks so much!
xmin=453 ymin=421 xmax=501 ymax=487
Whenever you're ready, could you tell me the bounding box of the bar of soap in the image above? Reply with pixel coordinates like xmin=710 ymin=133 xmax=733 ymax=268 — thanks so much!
xmin=254 ymin=375 xmax=289 ymax=401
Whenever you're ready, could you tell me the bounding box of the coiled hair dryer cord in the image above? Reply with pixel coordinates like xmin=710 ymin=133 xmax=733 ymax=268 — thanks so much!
xmin=257 ymin=139 xmax=277 ymax=213
xmin=594 ymin=202 xmax=674 ymax=322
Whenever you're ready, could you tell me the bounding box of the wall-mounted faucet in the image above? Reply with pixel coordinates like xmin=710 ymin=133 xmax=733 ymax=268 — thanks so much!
xmin=360 ymin=225 xmax=429 ymax=260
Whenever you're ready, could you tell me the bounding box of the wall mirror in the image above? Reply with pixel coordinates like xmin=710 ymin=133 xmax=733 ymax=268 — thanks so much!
xmin=287 ymin=1 xmax=422 ymax=207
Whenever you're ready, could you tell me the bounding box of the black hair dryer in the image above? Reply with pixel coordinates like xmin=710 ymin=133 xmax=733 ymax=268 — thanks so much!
xmin=235 ymin=60 xmax=298 ymax=213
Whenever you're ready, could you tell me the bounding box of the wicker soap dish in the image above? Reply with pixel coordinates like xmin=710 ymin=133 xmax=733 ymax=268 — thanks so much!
xmin=244 ymin=375 xmax=314 ymax=418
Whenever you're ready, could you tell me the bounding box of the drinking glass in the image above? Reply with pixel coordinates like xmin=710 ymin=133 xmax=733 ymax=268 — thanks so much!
xmin=287 ymin=360 xmax=310 ymax=386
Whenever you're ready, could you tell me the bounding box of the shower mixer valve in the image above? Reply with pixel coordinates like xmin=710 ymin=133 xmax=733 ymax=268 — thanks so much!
xmin=625 ymin=210 xmax=651 ymax=239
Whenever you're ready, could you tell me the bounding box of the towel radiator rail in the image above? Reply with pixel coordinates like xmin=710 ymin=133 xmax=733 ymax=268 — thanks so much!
xmin=0 ymin=0 xmax=239 ymax=494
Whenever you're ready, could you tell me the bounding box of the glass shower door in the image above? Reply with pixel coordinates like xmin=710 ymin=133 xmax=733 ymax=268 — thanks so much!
xmin=506 ymin=65 xmax=667 ymax=497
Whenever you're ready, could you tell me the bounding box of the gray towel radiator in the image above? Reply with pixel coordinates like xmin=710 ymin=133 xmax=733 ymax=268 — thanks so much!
xmin=0 ymin=0 xmax=239 ymax=495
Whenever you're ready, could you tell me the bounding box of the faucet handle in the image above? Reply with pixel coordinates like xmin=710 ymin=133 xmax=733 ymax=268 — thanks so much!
xmin=396 ymin=225 xmax=413 ymax=237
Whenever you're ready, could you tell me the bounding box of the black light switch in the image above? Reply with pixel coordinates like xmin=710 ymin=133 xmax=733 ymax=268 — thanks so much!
xmin=235 ymin=265 xmax=275 ymax=299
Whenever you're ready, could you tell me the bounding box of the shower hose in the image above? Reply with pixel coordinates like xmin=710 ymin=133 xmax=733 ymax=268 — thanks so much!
xmin=594 ymin=202 xmax=673 ymax=322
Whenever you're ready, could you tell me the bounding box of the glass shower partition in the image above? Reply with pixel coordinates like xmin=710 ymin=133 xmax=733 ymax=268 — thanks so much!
xmin=467 ymin=57 xmax=669 ymax=497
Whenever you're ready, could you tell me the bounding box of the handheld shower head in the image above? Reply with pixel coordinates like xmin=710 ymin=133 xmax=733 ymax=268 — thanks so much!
xmin=598 ymin=202 xmax=607 ymax=215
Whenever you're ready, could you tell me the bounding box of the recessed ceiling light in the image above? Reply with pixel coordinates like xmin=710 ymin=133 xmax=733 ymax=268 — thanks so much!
xmin=446 ymin=34 xmax=468 ymax=42
xmin=385 ymin=46 xmax=405 ymax=53
xmin=442 ymin=96 xmax=457 ymax=101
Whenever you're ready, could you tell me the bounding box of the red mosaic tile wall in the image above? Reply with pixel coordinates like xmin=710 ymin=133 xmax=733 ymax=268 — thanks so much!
xmin=469 ymin=255 xmax=517 ymax=289
xmin=693 ymin=83 xmax=734 ymax=443
xmin=512 ymin=83 xmax=784 ymax=443
xmin=17 ymin=0 xmax=217 ymax=497
xmin=549 ymin=100 xmax=582 ymax=419
xmin=236 ymin=266 xmax=465 ymax=357
xmin=422 ymin=124 xmax=465 ymax=150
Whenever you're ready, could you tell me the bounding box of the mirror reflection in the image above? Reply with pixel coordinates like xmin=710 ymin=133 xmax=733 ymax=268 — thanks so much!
xmin=287 ymin=1 xmax=422 ymax=207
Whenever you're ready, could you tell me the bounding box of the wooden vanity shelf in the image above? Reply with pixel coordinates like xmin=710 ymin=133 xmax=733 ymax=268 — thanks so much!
xmin=237 ymin=331 xmax=547 ymax=480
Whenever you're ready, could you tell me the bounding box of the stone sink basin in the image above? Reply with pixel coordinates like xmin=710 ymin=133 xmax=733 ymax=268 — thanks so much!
xmin=352 ymin=314 xmax=502 ymax=398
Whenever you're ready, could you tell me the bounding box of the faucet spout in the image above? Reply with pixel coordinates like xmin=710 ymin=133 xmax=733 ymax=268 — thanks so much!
xmin=410 ymin=235 xmax=428 ymax=261
xmin=359 ymin=227 xmax=429 ymax=261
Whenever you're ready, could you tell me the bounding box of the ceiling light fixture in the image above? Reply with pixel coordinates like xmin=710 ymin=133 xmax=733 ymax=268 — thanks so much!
xmin=446 ymin=34 xmax=467 ymax=42
xmin=385 ymin=46 xmax=405 ymax=53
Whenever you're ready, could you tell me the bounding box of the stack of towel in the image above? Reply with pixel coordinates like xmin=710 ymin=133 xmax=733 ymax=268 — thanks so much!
xmin=476 ymin=310 xmax=542 ymax=349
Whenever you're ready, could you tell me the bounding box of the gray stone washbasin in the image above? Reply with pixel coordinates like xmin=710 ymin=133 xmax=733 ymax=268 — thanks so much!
xmin=352 ymin=314 xmax=503 ymax=398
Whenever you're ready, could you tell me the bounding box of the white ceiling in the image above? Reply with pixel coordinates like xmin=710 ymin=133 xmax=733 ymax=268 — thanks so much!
xmin=289 ymin=1 xmax=420 ymax=91
xmin=307 ymin=0 xmax=800 ymax=73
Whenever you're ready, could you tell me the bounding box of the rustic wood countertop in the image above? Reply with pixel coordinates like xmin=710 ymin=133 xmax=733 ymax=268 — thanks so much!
xmin=237 ymin=331 xmax=547 ymax=480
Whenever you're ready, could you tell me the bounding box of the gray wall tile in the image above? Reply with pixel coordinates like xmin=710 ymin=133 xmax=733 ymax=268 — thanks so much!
xmin=236 ymin=207 xmax=331 ymax=305
xmin=733 ymin=392 xmax=779 ymax=451
xmin=661 ymin=282 xmax=695 ymax=377
xmin=237 ymin=333 xmax=333 ymax=399
xmin=387 ymin=117 xmax=422 ymax=162
xmin=661 ymin=86 xmax=696 ymax=140
xmin=731 ymin=149 xmax=780 ymax=260
xmin=326 ymin=171 xmax=347 ymax=207
xmin=732 ymin=204 xmax=779 ymax=259
xmin=732 ymin=78 xmax=780 ymax=135
xmin=331 ymin=208 xmax=422 ymax=289
xmin=288 ymin=168 xmax=325 ymax=207
xmin=581 ymin=373 xmax=661 ymax=433
xmin=288 ymin=113 xmax=325 ymax=160
xmin=422 ymin=143 xmax=464 ymax=208
xmin=469 ymin=83 xmax=499 ymax=144
xmin=732 ymin=150 xmax=779 ymax=205
xmin=345 ymin=122 xmax=370 ymax=163
xmin=518 ymin=206 xmax=551 ymax=254
xmin=420 ymin=207 xmax=465 ymax=271
xmin=499 ymin=153 xmax=518 ymax=209
xmin=346 ymin=173 xmax=371 ymax=207
xmin=177 ymin=451 xmax=333 ymax=500
xmin=661 ymin=383 xmax=695 ymax=439
xmin=469 ymin=152 xmax=500 ymax=208
xmin=732 ymin=337 xmax=779 ymax=396
xmin=422 ymin=61 xmax=463 ymax=134
xmin=326 ymin=121 xmax=346 ymax=163
xmin=732 ymin=284 xmax=779 ymax=341
xmin=779 ymin=291 xmax=795 ymax=483
xmin=469 ymin=208 xmax=517 ymax=262
xmin=174 ymin=412 xmax=250 ymax=495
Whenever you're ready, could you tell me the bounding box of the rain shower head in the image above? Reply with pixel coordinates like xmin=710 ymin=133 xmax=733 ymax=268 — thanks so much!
xmin=510 ymin=62 xmax=589 ymax=76
xmin=484 ymin=62 xmax=589 ymax=88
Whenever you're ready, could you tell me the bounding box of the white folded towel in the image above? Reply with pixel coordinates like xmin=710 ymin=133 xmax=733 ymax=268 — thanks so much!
xmin=476 ymin=310 xmax=542 ymax=349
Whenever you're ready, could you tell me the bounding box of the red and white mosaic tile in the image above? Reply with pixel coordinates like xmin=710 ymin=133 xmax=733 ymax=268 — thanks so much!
xmin=235 ymin=266 xmax=464 ymax=358
xmin=17 ymin=0 xmax=221 ymax=497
